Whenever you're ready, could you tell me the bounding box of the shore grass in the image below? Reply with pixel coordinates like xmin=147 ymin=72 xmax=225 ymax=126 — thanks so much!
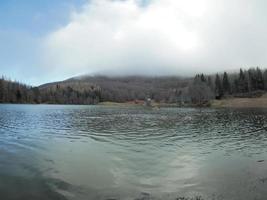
xmin=98 ymin=101 xmax=180 ymax=108
xmin=211 ymin=94 xmax=267 ymax=108
xmin=98 ymin=101 xmax=145 ymax=107
xmin=100 ymin=93 xmax=267 ymax=109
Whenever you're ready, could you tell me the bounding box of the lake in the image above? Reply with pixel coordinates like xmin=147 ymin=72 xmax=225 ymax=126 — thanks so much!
xmin=0 ymin=104 xmax=267 ymax=200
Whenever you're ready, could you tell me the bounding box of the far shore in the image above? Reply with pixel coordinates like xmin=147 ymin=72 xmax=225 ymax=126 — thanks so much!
xmin=99 ymin=94 xmax=267 ymax=109
xmin=211 ymin=94 xmax=267 ymax=108
xmin=98 ymin=101 xmax=178 ymax=108
xmin=2 ymin=96 xmax=267 ymax=109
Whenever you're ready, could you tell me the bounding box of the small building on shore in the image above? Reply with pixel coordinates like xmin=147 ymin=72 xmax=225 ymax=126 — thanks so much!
xmin=144 ymin=98 xmax=152 ymax=107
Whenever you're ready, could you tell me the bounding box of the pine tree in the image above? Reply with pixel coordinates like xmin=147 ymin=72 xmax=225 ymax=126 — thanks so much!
xmin=215 ymin=74 xmax=223 ymax=98
xmin=16 ymin=89 xmax=22 ymax=102
xmin=222 ymin=72 xmax=231 ymax=94
xmin=238 ymin=69 xmax=248 ymax=93
xmin=0 ymin=78 xmax=3 ymax=102
xmin=263 ymin=70 xmax=267 ymax=90
xmin=256 ymin=67 xmax=264 ymax=90
xmin=200 ymin=74 xmax=206 ymax=82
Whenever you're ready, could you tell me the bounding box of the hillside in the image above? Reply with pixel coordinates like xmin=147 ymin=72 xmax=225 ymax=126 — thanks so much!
xmin=39 ymin=76 xmax=191 ymax=104
xmin=2 ymin=67 xmax=267 ymax=106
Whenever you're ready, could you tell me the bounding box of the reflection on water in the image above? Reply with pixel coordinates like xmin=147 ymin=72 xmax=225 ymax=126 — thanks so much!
xmin=0 ymin=105 xmax=267 ymax=200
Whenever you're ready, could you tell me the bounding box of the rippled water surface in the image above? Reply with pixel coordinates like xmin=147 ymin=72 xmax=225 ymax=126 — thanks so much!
xmin=0 ymin=104 xmax=267 ymax=200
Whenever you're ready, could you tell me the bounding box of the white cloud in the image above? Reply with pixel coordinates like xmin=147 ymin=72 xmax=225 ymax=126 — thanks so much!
xmin=42 ymin=0 xmax=267 ymax=77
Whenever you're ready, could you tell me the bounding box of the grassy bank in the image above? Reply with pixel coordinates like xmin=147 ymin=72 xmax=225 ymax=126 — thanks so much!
xmin=100 ymin=95 xmax=267 ymax=109
xmin=98 ymin=101 xmax=179 ymax=108
xmin=212 ymin=94 xmax=267 ymax=108
xmin=98 ymin=101 xmax=142 ymax=107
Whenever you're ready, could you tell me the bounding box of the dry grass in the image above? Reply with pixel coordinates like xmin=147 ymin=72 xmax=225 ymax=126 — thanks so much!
xmin=99 ymin=101 xmax=178 ymax=108
xmin=212 ymin=94 xmax=267 ymax=108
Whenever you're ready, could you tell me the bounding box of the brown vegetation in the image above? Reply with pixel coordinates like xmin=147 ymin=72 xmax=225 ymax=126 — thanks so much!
xmin=212 ymin=94 xmax=267 ymax=108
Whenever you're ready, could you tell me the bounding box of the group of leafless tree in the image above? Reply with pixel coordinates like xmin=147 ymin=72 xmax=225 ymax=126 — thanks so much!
xmin=0 ymin=67 xmax=267 ymax=105
xmin=0 ymin=77 xmax=39 ymax=103
xmin=72 ymin=76 xmax=190 ymax=103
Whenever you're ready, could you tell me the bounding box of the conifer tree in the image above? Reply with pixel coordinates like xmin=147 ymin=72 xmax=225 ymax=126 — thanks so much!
xmin=215 ymin=74 xmax=223 ymax=98
xmin=222 ymin=72 xmax=231 ymax=94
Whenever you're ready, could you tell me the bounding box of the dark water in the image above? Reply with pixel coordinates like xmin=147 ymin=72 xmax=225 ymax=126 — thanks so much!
xmin=0 ymin=105 xmax=267 ymax=200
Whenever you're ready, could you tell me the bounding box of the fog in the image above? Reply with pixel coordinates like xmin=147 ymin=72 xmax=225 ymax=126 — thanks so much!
xmin=1 ymin=0 xmax=267 ymax=85
xmin=43 ymin=0 xmax=267 ymax=78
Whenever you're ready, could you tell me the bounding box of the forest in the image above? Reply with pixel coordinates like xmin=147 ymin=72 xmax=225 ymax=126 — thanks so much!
xmin=0 ymin=67 xmax=267 ymax=105
xmin=188 ymin=67 xmax=267 ymax=105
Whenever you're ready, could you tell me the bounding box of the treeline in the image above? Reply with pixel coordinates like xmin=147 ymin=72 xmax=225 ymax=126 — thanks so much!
xmin=0 ymin=76 xmax=191 ymax=104
xmin=39 ymin=81 xmax=101 ymax=104
xmin=1 ymin=68 xmax=267 ymax=105
xmin=187 ymin=67 xmax=267 ymax=105
xmin=0 ymin=78 xmax=101 ymax=104
xmin=0 ymin=77 xmax=40 ymax=103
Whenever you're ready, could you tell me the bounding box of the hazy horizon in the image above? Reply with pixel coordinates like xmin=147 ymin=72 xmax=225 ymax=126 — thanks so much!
xmin=1 ymin=0 xmax=267 ymax=85
xmin=4 ymin=67 xmax=243 ymax=87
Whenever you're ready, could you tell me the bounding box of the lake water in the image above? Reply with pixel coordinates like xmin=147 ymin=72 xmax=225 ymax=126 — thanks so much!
xmin=0 ymin=105 xmax=267 ymax=200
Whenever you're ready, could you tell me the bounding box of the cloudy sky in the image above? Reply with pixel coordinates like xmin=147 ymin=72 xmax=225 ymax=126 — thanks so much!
xmin=1 ymin=0 xmax=267 ymax=85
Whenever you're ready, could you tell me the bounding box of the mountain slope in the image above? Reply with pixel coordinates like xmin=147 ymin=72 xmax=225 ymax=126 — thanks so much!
xmin=39 ymin=75 xmax=191 ymax=103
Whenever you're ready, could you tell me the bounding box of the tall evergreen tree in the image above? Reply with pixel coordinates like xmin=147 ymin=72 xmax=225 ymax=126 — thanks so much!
xmin=215 ymin=74 xmax=223 ymax=98
xmin=263 ymin=70 xmax=267 ymax=90
xmin=222 ymin=72 xmax=231 ymax=94
xmin=16 ymin=88 xmax=22 ymax=102
xmin=238 ymin=69 xmax=248 ymax=93
xmin=248 ymin=68 xmax=257 ymax=91
xmin=200 ymin=74 xmax=206 ymax=82
xmin=256 ymin=67 xmax=264 ymax=90
xmin=0 ymin=78 xmax=3 ymax=102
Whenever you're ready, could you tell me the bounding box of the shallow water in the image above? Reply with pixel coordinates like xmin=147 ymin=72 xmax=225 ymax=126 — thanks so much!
xmin=0 ymin=104 xmax=267 ymax=200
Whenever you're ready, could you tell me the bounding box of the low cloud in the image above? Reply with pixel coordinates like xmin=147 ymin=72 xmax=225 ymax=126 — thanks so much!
xmin=43 ymin=0 xmax=267 ymax=77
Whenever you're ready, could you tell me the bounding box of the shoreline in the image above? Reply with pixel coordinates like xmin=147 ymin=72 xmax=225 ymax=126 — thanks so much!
xmin=100 ymin=96 xmax=267 ymax=109
xmin=98 ymin=101 xmax=180 ymax=108
xmin=211 ymin=95 xmax=267 ymax=108
xmin=2 ymin=97 xmax=267 ymax=109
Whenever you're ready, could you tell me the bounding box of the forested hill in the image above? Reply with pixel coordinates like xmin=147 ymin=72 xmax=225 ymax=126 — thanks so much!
xmin=1 ymin=67 xmax=267 ymax=105
xmin=0 ymin=76 xmax=191 ymax=104
xmin=0 ymin=78 xmax=40 ymax=104
xmin=39 ymin=76 xmax=191 ymax=104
